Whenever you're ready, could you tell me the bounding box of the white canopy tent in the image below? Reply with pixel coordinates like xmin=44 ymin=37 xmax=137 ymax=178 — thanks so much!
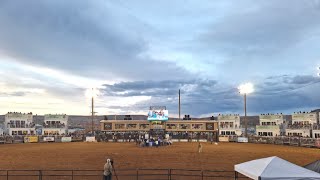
xmin=235 ymin=156 xmax=320 ymax=180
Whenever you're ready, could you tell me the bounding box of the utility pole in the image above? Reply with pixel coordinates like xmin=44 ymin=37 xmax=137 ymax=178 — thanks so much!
xmin=179 ymin=89 xmax=181 ymax=120
xmin=91 ymin=88 xmax=94 ymax=136
xmin=244 ymin=93 xmax=247 ymax=137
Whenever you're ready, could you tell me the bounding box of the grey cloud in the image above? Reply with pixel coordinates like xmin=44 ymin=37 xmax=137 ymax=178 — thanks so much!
xmin=290 ymin=75 xmax=319 ymax=84
xmin=0 ymin=91 xmax=26 ymax=97
xmin=102 ymin=79 xmax=218 ymax=97
xmin=199 ymin=0 xmax=320 ymax=57
xmin=0 ymin=0 xmax=192 ymax=81
xmin=99 ymin=74 xmax=320 ymax=116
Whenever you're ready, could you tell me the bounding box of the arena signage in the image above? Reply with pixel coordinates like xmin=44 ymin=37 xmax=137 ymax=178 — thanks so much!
xmin=259 ymin=115 xmax=283 ymax=120
xmin=43 ymin=137 xmax=55 ymax=142
xmin=237 ymin=137 xmax=248 ymax=143
xmin=86 ymin=137 xmax=96 ymax=142
xmin=24 ymin=136 xmax=38 ymax=143
xmin=217 ymin=115 xmax=240 ymax=121
xmin=61 ymin=137 xmax=72 ymax=142
xmin=292 ymin=113 xmax=317 ymax=122
xmin=44 ymin=114 xmax=66 ymax=119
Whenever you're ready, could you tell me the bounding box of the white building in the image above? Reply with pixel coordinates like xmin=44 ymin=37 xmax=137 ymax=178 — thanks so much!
xmin=218 ymin=114 xmax=242 ymax=136
xmin=4 ymin=112 xmax=35 ymax=135
xmin=285 ymin=112 xmax=316 ymax=137
xmin=256 ymin=114 xmax=286 ymax=137
xmin=42 ymin=114 xmax=68 ymax=135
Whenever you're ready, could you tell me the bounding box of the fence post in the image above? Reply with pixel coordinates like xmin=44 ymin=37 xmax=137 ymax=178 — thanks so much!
xmin=201 ymin=170 xmax=203 ymax=180
xmin=39 ymin=170 xmax=42 ymax=180
xmin=6 ymin=170 xmax=8 ymax=180
xmin=136 ymin=169 xmax=139 ymax=180
xmin=72 ymin=170 xmax=74 ymax=180
xmin=168 ymin=169 xmax=171 ymax=180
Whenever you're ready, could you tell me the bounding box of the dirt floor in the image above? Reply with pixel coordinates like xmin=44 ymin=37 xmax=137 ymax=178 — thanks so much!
xmin=0 ymin=142 xmax=319 ymax=171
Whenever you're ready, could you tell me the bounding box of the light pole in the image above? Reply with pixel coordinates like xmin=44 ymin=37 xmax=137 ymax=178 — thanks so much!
xmin=86 ymin=88 xmax=98 ymax=136
xmin=238 ymin=83 xmax=254 ymax=137
xmin=317 ymin=67 xmax=320 ymax=76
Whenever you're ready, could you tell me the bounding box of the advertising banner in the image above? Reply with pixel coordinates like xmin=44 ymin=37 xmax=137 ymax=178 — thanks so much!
xmin=86 ymin=137 xmax=96 ymax=142
xmin=44 ymin=114 xmax=67 ymax=119
xmin=61 ymin=137 xmax=72 ymax=142
xmin=24 ymin=136 xmax=38 ymax=143
xmin=219 ymin=136 xmax=229 ymax=142
xmin=256 ymin=125 xmax=280 ymax=130
xmin=315 ymin=139 xmax=320 ymax=148
xmin=292 ymin=113 xmax=317 ymax=122
xmin=237 ymin=137 xmax=248 ymax=143
xmin=43 ymin=137 xmax=55 ymax=142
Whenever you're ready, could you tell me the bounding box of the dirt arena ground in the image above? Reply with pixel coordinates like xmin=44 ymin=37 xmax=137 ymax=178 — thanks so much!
xmin=0 ymin=142 xmax=319 ymax=171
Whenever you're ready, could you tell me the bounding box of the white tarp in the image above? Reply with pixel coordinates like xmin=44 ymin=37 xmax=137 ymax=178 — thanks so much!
xmin=235 ymin=156 xmax=320 ymax=180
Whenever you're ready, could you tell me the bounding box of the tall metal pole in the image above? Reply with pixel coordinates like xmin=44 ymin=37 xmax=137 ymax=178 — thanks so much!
xmin=91 ymin=88 xmax=94 ymax=135
xmin=179 ymin=89 xmax=181 ymax=120
xmin=244 ymin=93 xmax=247 ymax=137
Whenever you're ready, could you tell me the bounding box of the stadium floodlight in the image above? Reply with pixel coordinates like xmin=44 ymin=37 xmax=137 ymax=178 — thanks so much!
xmin=238 ymin=83 xmax=254 ymax=95
xmin=85 ymin=88 xmax=99 ymax=98
xmin=238 ymin=83 xmax=254 ymax=138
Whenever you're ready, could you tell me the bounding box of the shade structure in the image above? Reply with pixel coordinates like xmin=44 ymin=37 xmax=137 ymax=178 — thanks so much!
xmin=235 ymin=156 xmax=320 ymax=180
xmin=305 ymin=160 xmax=320 ymax=174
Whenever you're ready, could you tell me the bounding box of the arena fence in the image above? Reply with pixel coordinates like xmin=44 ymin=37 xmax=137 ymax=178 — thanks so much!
xmin=1 ymin=134 xmax=319 ymax=149
xmin=0 ymin=169 xmax=250 ymax=180
xmin=247 ymin=136 xmax=320 ymax=148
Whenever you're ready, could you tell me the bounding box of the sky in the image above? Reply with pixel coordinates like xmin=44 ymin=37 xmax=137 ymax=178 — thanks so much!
xmin=0 ymin=0 xmax=320 ymax=117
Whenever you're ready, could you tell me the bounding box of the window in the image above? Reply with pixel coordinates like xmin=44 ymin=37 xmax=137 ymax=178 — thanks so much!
xmin=115 ymin=124 xmax=125 ymax=129
xmin=179 ymin=124 xmax=190 ymax=129
xmin=139 ymin=124 xmax=149 ymax=129
xmin=192 ymin=124 xmax=203 ymax=130
xmin=127 ymin=124 xmax=137 ymax=129
xmin=104 ymin=123 xmax=112 ymax=130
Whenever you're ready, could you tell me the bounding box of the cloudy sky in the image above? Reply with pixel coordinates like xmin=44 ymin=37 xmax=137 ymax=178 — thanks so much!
xmin=0 ymin=0 xmax=320 ymax=117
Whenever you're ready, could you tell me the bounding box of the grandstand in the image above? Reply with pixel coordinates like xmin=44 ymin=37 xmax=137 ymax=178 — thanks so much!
xmin=285 ymin=111 xmax=318 ymax=137
xmin=99 ymin=114 xmax=219 ymax=142
xmin=217 ymin=114 xmax=242 ymax=136
xmin=256 ymin=114 xmax=287 ymax=136
xmin=42 ymin=114 xmax=68 ymax=135
xmin=4 ymin=112 xmax=35 ymax=135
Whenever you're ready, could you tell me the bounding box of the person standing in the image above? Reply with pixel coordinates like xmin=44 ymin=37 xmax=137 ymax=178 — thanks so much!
xmin=198 ymin=143 xmax=203 ymax=153
xmin=104 ymin=159 xmax=113 ymax=180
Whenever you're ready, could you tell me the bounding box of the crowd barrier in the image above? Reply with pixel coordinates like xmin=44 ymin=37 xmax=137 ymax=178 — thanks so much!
xmin=0 ymin=134 xmax=319 ymax=149
xmin=0 ymin=135 xmax=86 ymax=144
xmin=0 ymin=169 xmax=250 ymax=180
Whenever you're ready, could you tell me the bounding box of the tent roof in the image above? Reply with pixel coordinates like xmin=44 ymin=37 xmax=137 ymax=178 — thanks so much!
xmin=235 ymin=156 xmax=320 ymax=180
xmin=305 ymin=160 xmax=320 ymax=174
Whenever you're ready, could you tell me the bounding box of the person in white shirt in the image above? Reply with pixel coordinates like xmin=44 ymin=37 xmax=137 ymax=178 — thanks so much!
xmin=103 ymin=159 xmax=113 ymax=180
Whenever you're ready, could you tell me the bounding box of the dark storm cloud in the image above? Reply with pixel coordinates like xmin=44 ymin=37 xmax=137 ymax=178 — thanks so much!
xmin=102 ymin=79 xmax=218 ymax=97
xmin=0 ymin=0 xmax=192 ymax=81
xmin=99 ymin=75 xmax=320 ymax=116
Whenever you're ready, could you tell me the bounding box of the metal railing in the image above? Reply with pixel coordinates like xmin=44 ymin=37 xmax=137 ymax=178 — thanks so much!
xmin=0 ymin=169 xmax=250 ymax=180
